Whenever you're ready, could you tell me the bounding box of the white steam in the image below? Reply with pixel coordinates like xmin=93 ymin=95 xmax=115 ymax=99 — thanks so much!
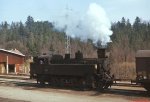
xmin=53 ymin=3 xmax=113 ymax=45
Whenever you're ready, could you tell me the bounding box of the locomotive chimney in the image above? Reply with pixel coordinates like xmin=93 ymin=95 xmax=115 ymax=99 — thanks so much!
xmin=75 ymin=50 xmax=83 ymax=60
xmin=97 ymin=48 xmax=106 ymax=58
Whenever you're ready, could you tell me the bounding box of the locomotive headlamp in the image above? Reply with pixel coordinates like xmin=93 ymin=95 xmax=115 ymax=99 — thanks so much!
xmin=95 ymin=64 xmax=97 ymax=69
xmin=143 ymin=76 xmax=147 ymax=79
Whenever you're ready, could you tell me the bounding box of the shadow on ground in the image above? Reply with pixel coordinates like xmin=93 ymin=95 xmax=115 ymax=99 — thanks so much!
xmin=1 ymin=79 xmax=150 ymax=98
xmin=91 ymin=86 xmax=150 ymax=98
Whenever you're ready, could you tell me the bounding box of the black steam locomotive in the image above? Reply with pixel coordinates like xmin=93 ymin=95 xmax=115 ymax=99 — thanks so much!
xmin=30 ymin=48 xmax=113 ymax=90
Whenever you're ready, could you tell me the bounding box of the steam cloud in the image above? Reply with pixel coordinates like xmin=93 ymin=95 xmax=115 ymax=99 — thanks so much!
xmin=53 ymin=3 xmax=113 ymax=45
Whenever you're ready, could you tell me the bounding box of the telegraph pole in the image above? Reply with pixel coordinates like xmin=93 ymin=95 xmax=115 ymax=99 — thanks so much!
xmin=65 ymin=34 xmax=71 ymax=54
xmin=65 ymin=5 xmax=71 ymax=54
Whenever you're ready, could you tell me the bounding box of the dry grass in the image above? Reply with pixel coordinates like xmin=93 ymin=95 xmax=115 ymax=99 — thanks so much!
xmin=111 ymin=62 xmax=136 ymax=80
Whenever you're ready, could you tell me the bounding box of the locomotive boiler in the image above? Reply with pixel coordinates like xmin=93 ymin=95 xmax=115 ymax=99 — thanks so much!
xmin=30 ymin=48 xmax=113 ymax=90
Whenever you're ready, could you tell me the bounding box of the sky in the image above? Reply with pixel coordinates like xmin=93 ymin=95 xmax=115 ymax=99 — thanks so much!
xmin=0 ymin=0 xmax=150 ymax=24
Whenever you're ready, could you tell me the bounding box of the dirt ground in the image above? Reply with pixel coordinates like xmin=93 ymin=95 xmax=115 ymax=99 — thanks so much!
xmin=0 ymin=76 xmax=150 ymax=102
xmin=0 ymin=97 xmax=29 ymax=102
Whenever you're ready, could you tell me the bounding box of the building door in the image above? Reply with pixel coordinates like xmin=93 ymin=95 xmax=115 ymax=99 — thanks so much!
xmin=9 ymin=64 xmax=15 ymax=73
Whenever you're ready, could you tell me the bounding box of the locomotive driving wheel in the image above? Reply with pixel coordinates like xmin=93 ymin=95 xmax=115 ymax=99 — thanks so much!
xmin=96 ymin=81 xmax=104 ymax=90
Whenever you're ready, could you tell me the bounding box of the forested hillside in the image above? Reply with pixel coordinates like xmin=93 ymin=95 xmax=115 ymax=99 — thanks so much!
xmin=0 ymin=16 xmax=96 ymax=57
xmin=0 ymin=16 xmax=150 ymax=79
xmin=110 ymin=17 xmax=150 ymax=79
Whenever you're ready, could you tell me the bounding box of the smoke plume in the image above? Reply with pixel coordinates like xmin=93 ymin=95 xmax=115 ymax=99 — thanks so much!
xmin=53 ymin=3 xmax=113 ymax=45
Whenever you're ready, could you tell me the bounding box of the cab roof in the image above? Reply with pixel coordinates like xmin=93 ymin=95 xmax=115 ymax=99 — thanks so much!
xmin=136 ymin=50 xmax=150 ymax=57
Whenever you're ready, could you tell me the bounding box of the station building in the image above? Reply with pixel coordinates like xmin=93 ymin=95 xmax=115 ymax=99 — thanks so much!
xmin=0 ymin=48 xmax=25 ymax=74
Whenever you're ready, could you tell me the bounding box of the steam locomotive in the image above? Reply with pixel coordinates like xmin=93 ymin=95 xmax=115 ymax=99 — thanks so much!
xmin=30 ymin=48 xmax=113 ymax=90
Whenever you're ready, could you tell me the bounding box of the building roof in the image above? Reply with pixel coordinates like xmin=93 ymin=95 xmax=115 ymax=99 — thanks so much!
xmin=0 ymin=48 xmax=25 ymax=57
xmin=136 ymin=50 xmax=150 ymax=57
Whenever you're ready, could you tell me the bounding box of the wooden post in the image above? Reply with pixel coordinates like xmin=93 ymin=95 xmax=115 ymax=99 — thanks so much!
xmin=6 ymin=56 xmax=9 ymax=74
xmin=15 ymin=64 xmax=17 ymax=74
